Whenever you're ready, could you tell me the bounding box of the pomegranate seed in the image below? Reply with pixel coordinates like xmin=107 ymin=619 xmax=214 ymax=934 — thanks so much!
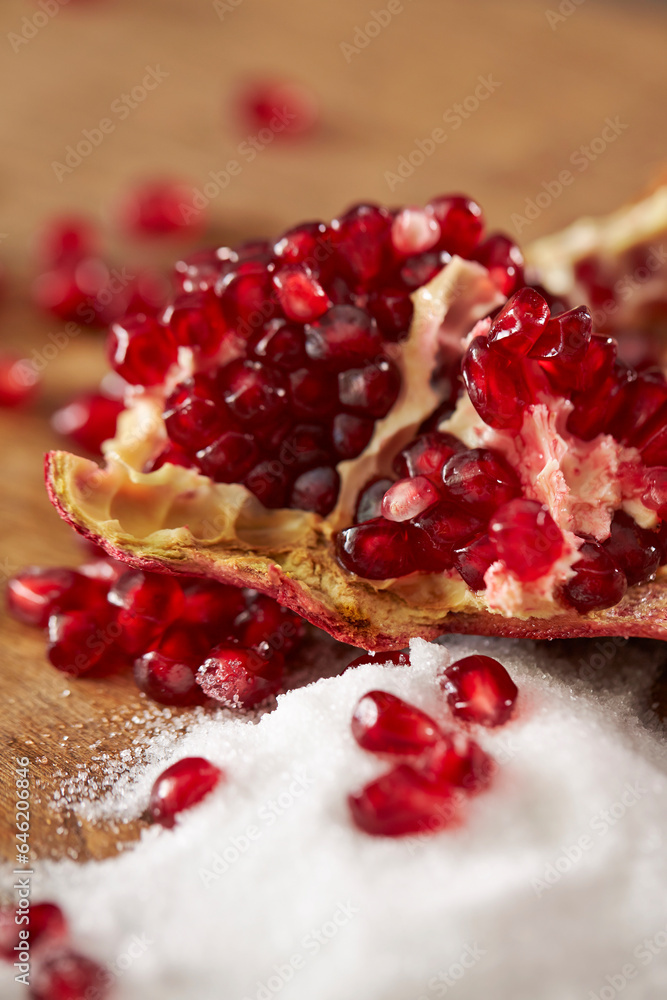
xmin=124 ymin=268 xmax=172 ymax=317
xmin=271 ymin=264 xmax=331 ymax=321
xmin=174 ymin=247 xmax=237 ymax=293
xmin=367 ymin=286 xmax=413 ymax=341
xmin=0 ymin=901 xmax=66 ymax=961
xmin=304 ymin=305 xmax=382 ymax=368
xmin=180 ymin=579 xmax=246 ymax=627
xmin=279 ymin=424 xmax=329 ymax=469
xmin=337 ymin=358 xmax=401 ymax=418
xmin=217 ymin=359 xmax=286 ymax=425
xmin=442 ymin=448 xmax=520 ymax=515
xmin=399 ymin=251 xmax=449 ymax=290
xmin=473 ymin=233 xmax=525 ymax=295
xmin=571 ymin=334 xmax=617 ymax=393
xmin=489 ymin=499 xmax=564 ymax=582
xmin=35 ymin=216 xmax=98 ymax=267
xmin=417 ymin=734 xmax=493 ymax=792
xmin=530 ymin=305 xmax=592 ymax=371
xmin=7 ymin=567 xmax=80 ymax=627
xmin=333 ymin=203 xmax=392 ymax=286
xmin=354 ymin=477 xmax=395 ymax=523
xmin=332 ymin=413 xmax=375 ymax=460
xmin=349 ymin=763 xmax=459 ymax=837
xmin=249 ymin=319 xmax=307 ymax=370
xmin=133 ymin=649 xmax=206 ymax=707
xmin=197 ymin=644 xmax=284 ymax=708
xmin=119 ymin=179 xmax=199 ymax=237
xmin=487 ymin=287 xmax=550 ymax=356
xmin=236 ymin=593 xmax=305 ymax=653
xmin=163 ymin=376 xmax=231 ymax=451
xmin=393 ymin=431 xmax=464 ymax=481
xmin=346 ymin=650 xmax=409 ymax=669
xmin=168 ymin=289 xmax=229 ymax=358
xmin=603 ymin=511 xmax=661 ymax=587
xmin=351 ymin=690 xmax=442 ymax=755
xmin=0 ymin=355 xmax=39 ymax=408
xmin=643 ymin=466 xmax=667 ymax=515
xmin=413 ymin=502 xmax=484 ymax=572
xmin=47 ymin=610 xmax=115 ymax=677
xmin=567 ymin=362 xmax=632 ymax=441
xmin=220 ymin=263 xmax=277 ymax=332
xmin=615 ymin=370 xmax=667 ymax=445
xmin=635 ymin=399 xmax=667 ymax=466
xmin=196 ymin=431 xmax=260 ymax=482
xmin=33 ymin=257 xmax=115 ymax=326
xmin=462 ymin=335 xmax=534 ymax=431
xmin=453 ymin=534 xmax=498 ymax=591
xmin=237 ymin=79 xmax=318 ymax=137
xmin=108 ymin=570 xmax=184 ymax=655
xmin=289 ymin=367 xmax=337 ymax=417
xmin=30 ymin=949 xmax=109 ymax=1000
xmin=149 ymin=757 xmax=223 ymax=828
xmin=381 ymin=476 xmax=440 ymax=522
xmin=561 ymin=541 xmax=628 ymax=613
xmin=51 ymin=391 xmax=123 ymax=455
xmin=427 ymin=194 xmax=484 ymax=257
xmin=290 ymin=466 xmax=340 ymax=516
xmin=336 ymin=518 xmax=417 ymax=579
xmin=442 ymin=654 xmax=518 ymax=727
xmin=108 ymin=313 xmax=178 ymax=386
xmin=146 ymin=445 xmax=196 ymax=472
xmin=274 ymin=221 xmax=333 ymax=270
xmin=391 ymin=208 xmax=440 ymax=256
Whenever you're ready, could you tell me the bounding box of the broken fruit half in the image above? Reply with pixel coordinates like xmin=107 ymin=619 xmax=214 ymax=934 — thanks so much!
xmin=46 ymin=195 xmax=667 ymax=650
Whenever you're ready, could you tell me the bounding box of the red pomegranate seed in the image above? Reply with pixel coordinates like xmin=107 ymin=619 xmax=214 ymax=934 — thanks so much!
xmin=163 ymin=375 xmax=232 ymax=451
xmin=487 ymin=287 xmax=550 ymax=356
xmin=391 ymin=208 xmax=440 ymax=256
xmin=393 ymin=431 xmax=464 ymax=481
xmin=33 ymin=257 xmax=114 ymax=326
xmin=108 ymin=313 xmax=178 ymax=386
xmin=36 ymin=216 xmax=98 ymax=267
xmin=304 ymin=305 xmax=382 ymax=367
xmin=333 ymin=203 xmax=392 ymax=286
xmin=243 ymin=460 xmax=287 ymax=509
xmin=180 ymin=579 xmax=246 ymax=627
xmin=168 ymin=289 xmax=229 ymax=357
xmin=489 ymin=499 xmax=564 ymax=582
xmin=197 ymin=644 xmax=284 ymax=708
xmin=561 ymin=541 xmax=628 ymax=613
xmin=119 ymin=179 xmax=199 ymax=237
xmin=47 ymin=610 xmax=115 ymax=677
xmin=133 ymin=649 xmax=206 ymax=707
xmin=236 ymin=593 xmax=305 ymax=654
xmin=643 ymin=466 xmax=667 ymax=515
xmin=349 ymin=762 xmax=459 ymax=837
xmin=0 ymin=901 xmax=66 ymax=961
xmin=0 ymin=355 xmax=39 ymax=408
xmin=123 ymin=268 xmax=172 ymax=317
xmin=427 ymin=194 xmax=484 ymax=257
xmin=354 ymin=477 xmax=395 ymax=523
xmin=381 ymin=476 xmax=440 ymax=522
xmin=530 ymin=305 xmax=592 ymax=372
xmin=220 ymin=263 xmax=277 ymax=332
xmin=332 ymin=413 xmax=375 ymax=460
xmin=337 ymin=358 xmax=401 ymax=418
xmin=413 ymin=502 xmax=484 ymax=572
xmin=566 ymin=362 xmax=632 ymax=441
xmin=367 ymin=286 xmax=413 ymax=341
xmin=146 ymin=444 xmax=196 ymax=472
xmin=442 ymin=447 xmax=520 ymax=515
xmin=462 ymin=335 xmax=534 ymax=431
xmin=51 ymin=391 xmax=124 ymax=455
xmin=29 ymin=949 xmax=109 ymax=1000
xmin=346 ymin=650 xmax=409 ymax=669
xmin=274 ymin=221 xmax=333 ymax=270
xmin=417 ymin=734 xmax=493 ymax=792
xmin=217 ymin=359 xmax=286 ymax=425
xmin=615 ymin=370 xmax=667 ymax=445
xmin=249 ymin=319 xmax=307 ymax=370
xmin=442 ymin=654 xmax=518 ymax=727
xmin=473 ymin=234 xmax=525 ymax=295
xmin=453 ymin=533 xmax=498 ymax=591
xmin=108 ymin=570 xmax=184 ymax=655
xmin=196 ymin=431 xmax=260 ymax=482
xmin=237 ymin=79 xmax=318 ymax=137
xmin=289 ymin=367 xmax=337 ymax=418
xmin=271 ymin=264 xmax=331 ymax=321
xmin=7 ymin=567 xmax=80 ymax=627
xmin=149 ymin=757 xmax=223 ymax=828
xmin=602 ymin=511 xmax=661 ymax=587
xmin=351 ymin=690 xmax=442 ymax=755
xmin=279 ymin=423 xmax=329 ymax=469
xmin=337 ymin=518 xmax=417 ymax=579
xmin=571 ymin=334 xmax=617 ymax=393
xmin=174 ymin=246 xmax=237 ymax=293
xmin=290 ymin=465 xmax=340 ymax=516
xmin=399 ymin=251 xmax=449 ymax=290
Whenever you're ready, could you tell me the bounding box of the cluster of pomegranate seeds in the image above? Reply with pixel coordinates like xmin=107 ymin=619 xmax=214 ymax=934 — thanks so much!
xmin=348 ymin=652 xmax=517 ymax=837
xmin=149 ymin=756 xmax=224 ymax=828
xmin=7 ymin=560 xmax=305 ymax=708
xmin=338 ymin=286 xmax=667 ymax=615
xmin=106 ymin=195 xmax=522 ymax=516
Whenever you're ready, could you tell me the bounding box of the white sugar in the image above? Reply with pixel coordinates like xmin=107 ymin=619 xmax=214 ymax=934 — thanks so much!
xmin=3 ymin=636 xmax=667 ymax=1000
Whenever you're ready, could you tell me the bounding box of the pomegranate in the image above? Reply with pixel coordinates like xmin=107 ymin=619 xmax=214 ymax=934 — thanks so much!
xmin=149 ymin=756 xmax=224 ymax=827
xmin=0 ymin=902 xmax=66 ymax=961
xmin=29 ymin=949 xmax=109 ymax=1000
xmin=44 ymin=193 xmax=667 ymax=648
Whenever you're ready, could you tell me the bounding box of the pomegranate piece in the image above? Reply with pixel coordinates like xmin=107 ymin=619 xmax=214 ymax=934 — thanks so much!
xmin=197 ymin=644 xmax=284 ymax=707
xmin=393 ymin=431 xmax=464 ymax=481
xmin=237 ymin=79 xmax=318 ymax=137
xmin=304 ymin=305 xmax=382 ymax=368
xmin=7 ymin=567 xmax=80 ymax=627
xmin=351 ymin=690 xmax=442 ymax=755
xmin=354 ymin=477 xmax=395 ymax=523
xmin=0 ymin=901 xmax=66 ymax=961
xmin=381 ymin=476 xmax=440 ymax=522
xmin=349 ymin=763 xmax=459 ymax=837
xmin=417 ymin=734 xmax=493 ymax=792
xmin=603 ymin=511 xmax=661 ymax=587
xmin=29 ymin=949 xmax=109 ymax=1000
xmin=108 ymin=313 xmax=178 ymax=386
xmin=427 ymin=194 xmax=484 ymax=257
xmin=489 ymin=499 xmax=564 ymax=582
xmin=289 ymin=466 xmax=340 ymax=516
xmin=51 ymin=391 xmax=124 ymax=455
xmin=453 ymin=533 xmax=498 ymax=591
xmin=108 ymin=570 xmax=184 ymax=655
xmin=336 ymin=518 xmax=417 ymax=579
xmin=561 ymin=541 xmax=628 ymax=613
xmin=149 ymin=756 xmax=223 ymax=828
xmin=119 ymin=179 xmax=200 ymax=237
xmin=442 ymin=448 xmax=520 ymax=516
xmin=0 ymin=355 xmax=39 ymax=408
xmin=272 ymin=264 xmax=331 ymax=321
xmin=487 ymin=287 xmax=550 ymax=356
xmin=413 ymin=502 xmax=484 ymax=572
xmin=442 ymin=654 xmax=518 ymax=727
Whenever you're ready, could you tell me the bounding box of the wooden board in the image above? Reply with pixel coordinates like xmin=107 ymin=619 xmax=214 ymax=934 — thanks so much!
xmin=2 ymin=0 xmax=667 ymax=863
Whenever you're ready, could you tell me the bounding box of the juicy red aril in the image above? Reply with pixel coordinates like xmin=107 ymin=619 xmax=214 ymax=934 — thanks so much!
xmin=7 ymin=567 xmax=81 ymax=627
xmin=332 ymin=203 xmax=392 ymax=286
xmin=391 ymin=208 xmax=441 ymax=256
xmin=274 ymin=221 xmax=332 ymax=269
xmin=133 ymin=650 xmax=206 ymax=707
xmin=174 ymin=247 xmax=237 ymax=293
xmin=146 ymin=444 xmax=196 ymax=472
xmin=0 ymin=356 xmax=39 ymax=408
xmin=566 ymin=362 xmax=632 ymax=441
xmin=168 ymin=289 xmax=229 ymax=357
xmin=399 ymin=251 xmax=449 ymax=290
xmin=244 ymin=462 xmax=287 ymax=510
xmin=108 ymin=314 xmax=178 ymax=386
xmin=337 ymin=358 xmax=401 ymax=418
xmin=163 ymin=375 xmax=231 ymax=450
xmin=149 ymin=757 xmax=223 ymax=828
xmin=47 ymin=610 xmax=114 ymax=676
xmin=602 ymin=511 xmax=661 ymax=587
xmin=427 ymin=194 xmax=484 ymax=257
xmin=180 ymin=579 xmax=246 ymax=627
xmin=249 ymin=319 xmax=307 ymax=370
xmin=220 ymin=263 xmax=277 ymax=332
xmin=332 ymin=413 xmax=375 ymax=460
xmin=304 ymin=305 xmax=382 ymax=368
xmin=290 ymin=466 xmax=340 ymax=516
xmin=354 ymin=477 xmax=395 ymax=523
xmin=453 ymin=533 xmax=498 ymax=591
xmin=413 ymin=502 xmax=484 ymax=572
xmin=272 ymin=264 xmax=331 ymax=321
xmin=289 ymin=367 xmax=337 ymax=417
xmin=569 ymin=334 xmax=617 ymax=393
xmin=462 ymin=335 xmax=534 ymax=431
xmin=108 ymin=570 xmax=184 ymax=655
xmin=487 ymin=287 xmax=550 ymax=356
xmin=393 ymin=431 xmax=464 ymax=481
xmin=442 ymin=654 xmax=518 ymax=727
xmin=197 ymin=431 xmax=260 ymax=482
xmin=530 ymin=305 xmax=592 ymax=369
xmin=197 ymin=644 xmax=284 ymax=708
xmin=237 ymin=79 xmax=318 ymax=137
xmin=561 ymin=541 xmax=628 ymax=613
xmin=29 ymin=949 xmax=109 ymax=1000
xmin=217 ymin=359 xmax=286 ymax=425
xmin=236 ymin=593 xmax=306 ymax=654
xmin=32 ymin=257 xmax=114 ymax=326
xmin=36 ymin=216 xmax=98 ymax=268
xmin=442 ymin=448 xmax=520 ymax=515
xmin=336 ymin=518 xmax=417 ymax=579
xmin=643 ymin=466 xmax=667 ymax=515
xmin=120 ymin=179 xmax=199 ymax=237
xmin=473 ymin=233 xmax=525 ymax=295
xmin=614 ymin=370 xmax=667 ymax=446
xmin=418 ymin=735 xmax=493 ymax=793
xmin=346 ymin=650 xmax=409 ymax=669
xmin=0 ymin=901 xmax=66 ymax=961
xmin=489 ymin=499 xmax=564 ymax=582
xmin=367 ymin=286 xmax=413 ymax=341
xmin=348 ymin=763 xmax=459 ymax=837
xmin=351 ymin=690 xmax=442 ymax=755
xmin=279 ymin=424 xmax=329 ymax=469
xmin=51 ymin=391 xmax=124 ymax=455
xmin=381 ymin=476 xmax=440 ymax=521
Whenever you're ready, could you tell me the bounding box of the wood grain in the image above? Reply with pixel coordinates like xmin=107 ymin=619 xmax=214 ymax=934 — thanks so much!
xmin=2 ymin=0 xmax=667 ymax=862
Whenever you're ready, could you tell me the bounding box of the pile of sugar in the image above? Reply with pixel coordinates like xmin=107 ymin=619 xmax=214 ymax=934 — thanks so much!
xmin=3 ymin=635 xmax=667 ymax=1000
